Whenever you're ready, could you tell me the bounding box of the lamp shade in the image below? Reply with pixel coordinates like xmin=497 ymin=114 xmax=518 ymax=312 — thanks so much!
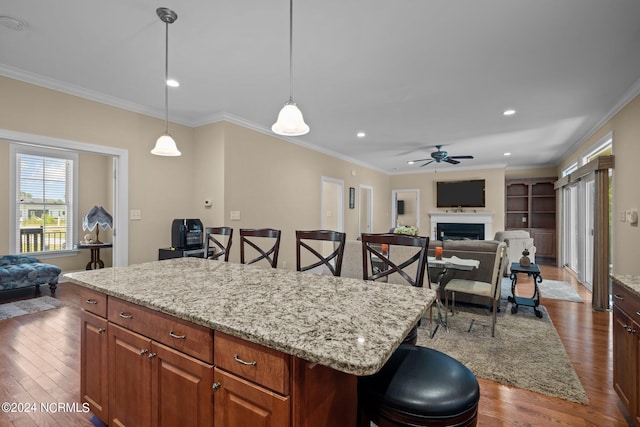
xmin=82 ymin=206 xmax=113 ymax=231
xmin=272 ymin=101 xmax=310 ymax=136
xmin=151 ymin=134 xmax=181 ymax=156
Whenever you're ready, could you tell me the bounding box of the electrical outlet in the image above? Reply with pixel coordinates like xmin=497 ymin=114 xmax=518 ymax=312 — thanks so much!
xmin=130 ymin=210 xmax=141 ymax=220
xmin=230 ymin=211 xmax=240 ymax=221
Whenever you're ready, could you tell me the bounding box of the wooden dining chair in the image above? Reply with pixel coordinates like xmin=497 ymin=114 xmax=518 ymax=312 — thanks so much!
xmin=239 ymin=228 xmax=281 ymax=268
xmin=361 ymin=233 xmax=430 ymax=345
xmin=203 ymin=227 xmax=233 ymax=262
xmin=444 ymin=242 xmax=507 ymax=337
xmin=295 ymin=230 xmax=346 ymax=276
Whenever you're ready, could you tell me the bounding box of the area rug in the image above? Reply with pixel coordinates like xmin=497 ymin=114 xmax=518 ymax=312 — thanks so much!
xmin=418 ymin=300 xmax=589 ymax=404
xmin=501 ymin=277 xmax=583 ymax=303
xmin=0 ymin=296 xmax=63 ymax=320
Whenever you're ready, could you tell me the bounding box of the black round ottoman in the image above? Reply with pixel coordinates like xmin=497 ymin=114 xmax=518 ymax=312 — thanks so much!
xmin=358 ymin=344 xmax=480 ymax=427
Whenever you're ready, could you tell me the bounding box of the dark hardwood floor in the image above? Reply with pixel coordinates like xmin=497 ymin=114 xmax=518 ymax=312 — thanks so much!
xmin=0 ymin=265 xmax=633 ymax=426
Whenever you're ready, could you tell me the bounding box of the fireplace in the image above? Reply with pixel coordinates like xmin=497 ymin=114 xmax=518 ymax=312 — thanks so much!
xmin=436 ymin=223 xmax=484 ymax=241
xmin=428 ymin=212 xmax=493 ymax=242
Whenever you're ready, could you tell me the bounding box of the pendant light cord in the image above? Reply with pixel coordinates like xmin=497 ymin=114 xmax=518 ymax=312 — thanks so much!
xmin=288 ymin=0 xmax=293 ymax=102
xmin=164 ymin=20 xmax=170 ymax=134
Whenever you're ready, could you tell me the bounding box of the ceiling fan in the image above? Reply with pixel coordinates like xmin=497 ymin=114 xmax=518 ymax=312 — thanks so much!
xmin=408 ymin=145 xmax=474 ymax=167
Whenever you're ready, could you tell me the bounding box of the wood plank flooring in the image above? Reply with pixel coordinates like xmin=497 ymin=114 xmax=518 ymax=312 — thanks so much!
xmin=0 ymin=266 xmax=633 ymax=426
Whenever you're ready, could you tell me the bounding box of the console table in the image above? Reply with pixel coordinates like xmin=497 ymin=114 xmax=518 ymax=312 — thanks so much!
xmin=77 ymin=242 xmax=112 ymax=270
xmin=509 ymin=262 xmax=543 ymax=318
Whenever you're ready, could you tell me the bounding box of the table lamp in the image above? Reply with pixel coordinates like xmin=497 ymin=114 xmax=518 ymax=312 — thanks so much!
xmin=82 ymin=206 xmax=113 ymax=244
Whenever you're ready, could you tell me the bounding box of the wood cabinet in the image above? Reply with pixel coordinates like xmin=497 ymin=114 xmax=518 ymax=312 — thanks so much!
xmin=613 ymin=281 xmax=640 ymax=426
xmin=505 ymin=177 xmax=557 ymax=260
xmin=80 ymin=310 xmax=108 ymax=422
xmin=81 ymin=294 xmax=357 ymax=427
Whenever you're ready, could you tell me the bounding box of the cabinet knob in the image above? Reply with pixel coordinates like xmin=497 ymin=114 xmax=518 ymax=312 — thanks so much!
xmin=98 ymin=328 xmax=106 ymax=334
xmin=148 ymin=352 xmax=157 ymax=359
xmin=139 ymin=349 xmax=149 ymax=355
xmin=212 ymin=382 xmax=221 ymax=391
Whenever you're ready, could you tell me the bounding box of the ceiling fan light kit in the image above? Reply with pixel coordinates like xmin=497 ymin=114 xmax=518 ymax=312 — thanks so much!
xmin=151 ymin=7 xmax=181 ymax=157
xmin=272 ymin=0 xmax=309 ymax=137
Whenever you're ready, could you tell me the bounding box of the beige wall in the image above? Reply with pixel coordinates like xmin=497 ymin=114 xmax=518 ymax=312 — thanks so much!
xmin=505 ymin=167 xmax=558 ymax=180
xmin=390 ymin=168 xmax=506 ymax=239
xmin=558 ymin=93 xmax=640 ymax=274
xmin=218 ymin=122 xmax=390 ymax=268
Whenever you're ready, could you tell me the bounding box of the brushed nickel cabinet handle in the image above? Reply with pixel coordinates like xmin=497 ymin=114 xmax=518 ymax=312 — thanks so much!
xmin=234 ymin=354 xmax=257 ymax=366
xmin=212 ymin=382 xmax=221 ymax=391
xmin=85 ymin=299 xmax=98 ymax=305
xmin=119 ymin=312 xmax=133 ymax=319
xmin=140 ymin=349 xmax=148 ymax=355
xmin=148 ymin=353 xmax=157 ymax=359
xmin=169 ymin=330 xmax=186 ymax=339
xmin=98 ymin=328 xmax=106 ymax=334
xmin=613 ymin=294 xmax=624 ymax=300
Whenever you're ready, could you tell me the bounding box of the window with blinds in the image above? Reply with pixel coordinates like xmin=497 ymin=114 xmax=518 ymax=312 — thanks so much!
xmin=12 ymin=146 xmax=77 ymax=254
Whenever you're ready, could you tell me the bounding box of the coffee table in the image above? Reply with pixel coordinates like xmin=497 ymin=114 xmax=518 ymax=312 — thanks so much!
xmin=508 ymin=262 xmax=543 ymax=318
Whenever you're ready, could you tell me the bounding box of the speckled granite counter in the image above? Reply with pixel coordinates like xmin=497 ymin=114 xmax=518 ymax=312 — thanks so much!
xmin=611 ymin=274 xmax=640 ymax=298
xmin=64 ymin=257 xmax=436 ymax=376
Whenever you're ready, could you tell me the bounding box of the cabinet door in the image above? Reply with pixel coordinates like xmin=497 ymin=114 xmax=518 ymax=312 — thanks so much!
xmin=109 ymin=324 xmax=153 ymax=427
xmin=81 ymin=311 xmax=108 ymax=422
xmin=214 ymin=368 xmax=290 ymax=427
xmin=633 ymin=318 xmax=640 ymax=426
xmin=151 ymin=341 xmax=214 ymax=427
xmin=530 ymin=228 xmax=556 ymax=258
xmin=613 ymin=307 xmax=634 ymax=410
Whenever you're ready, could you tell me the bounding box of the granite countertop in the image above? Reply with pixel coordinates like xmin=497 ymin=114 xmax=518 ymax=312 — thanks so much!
xmin=64 ymin=257 xmax=436 ymax=376
xmin=612 ymin=274 xmax=640 ymax=298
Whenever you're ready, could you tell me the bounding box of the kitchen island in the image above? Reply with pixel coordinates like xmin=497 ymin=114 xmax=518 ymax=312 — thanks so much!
xmin=65 ymin=257 xmax=436 ymax=427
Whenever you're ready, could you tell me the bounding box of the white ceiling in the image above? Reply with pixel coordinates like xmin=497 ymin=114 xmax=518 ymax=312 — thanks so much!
xmin=2 ymin=0 xmax=640 ymax=173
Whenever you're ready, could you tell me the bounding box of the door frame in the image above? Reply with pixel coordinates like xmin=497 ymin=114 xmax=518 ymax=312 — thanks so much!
xmin=1 ymin=128 xmax=129 ymax=267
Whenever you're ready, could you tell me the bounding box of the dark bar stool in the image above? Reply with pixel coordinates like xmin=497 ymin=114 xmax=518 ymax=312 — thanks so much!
xmin=358 ymin=344 xmax=480 ymax=427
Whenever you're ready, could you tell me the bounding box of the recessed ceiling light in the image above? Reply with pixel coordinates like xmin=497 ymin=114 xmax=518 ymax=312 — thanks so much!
xmin=356 ymin=131 xmax=366 ymax=138
xmin=407 ymin=160 xmax=415 ymax=165
xmin=504 ymin=152 xmax=511 ymax=156
xmin=0 ymin=16 xmax=25 ymax=31
xmin=503 ymin=109 xmax=516 ymax=116
xmin=166 ymin=79 xmax=180 ymax=87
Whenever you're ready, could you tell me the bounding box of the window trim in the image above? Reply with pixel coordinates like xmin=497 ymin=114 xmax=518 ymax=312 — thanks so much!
xmin=582 ymin=132 xmax=613 ymax=165
xmin=10 ymin=144 xmax=79 ymax=257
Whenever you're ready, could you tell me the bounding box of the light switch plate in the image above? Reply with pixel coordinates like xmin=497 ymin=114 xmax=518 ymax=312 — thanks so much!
xmin=230 ymin=211 xmax=240 ymax=221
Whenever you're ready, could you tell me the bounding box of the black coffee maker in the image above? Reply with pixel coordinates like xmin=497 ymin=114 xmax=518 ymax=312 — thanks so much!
xmin=171 ymin=219 xmax=204 ymax=249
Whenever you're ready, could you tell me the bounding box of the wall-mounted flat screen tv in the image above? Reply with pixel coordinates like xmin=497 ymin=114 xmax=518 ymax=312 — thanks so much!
xmin=436 ymin=179 xmax=485 ymax=208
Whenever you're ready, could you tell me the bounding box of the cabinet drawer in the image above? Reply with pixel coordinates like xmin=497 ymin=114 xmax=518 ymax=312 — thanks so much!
xmin=613 ymin=282 xmax=640 ymax=321
xmin=80 ymin=288 xmax=107 ymax=318
xmin=108 ymin=298 xmax=213 ymax=364
xmin=214 ymin=331 xmax=290 ymax=395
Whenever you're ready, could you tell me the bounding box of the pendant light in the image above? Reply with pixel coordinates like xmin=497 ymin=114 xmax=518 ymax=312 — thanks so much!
xmin=151 ymin=7 xmax=181 ymax=156
xmin=272 ymin=0 xmax=309 ymax=136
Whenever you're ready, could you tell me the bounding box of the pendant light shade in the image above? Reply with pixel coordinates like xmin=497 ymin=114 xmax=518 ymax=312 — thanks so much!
xmin=151 ymin=7 xmax=181 ymax=156
xmin=151 ymin=133 xmax=181 ymax=156
xmin=272 ymin=99 xmax=310 ymax=136
xmin=272 ymin=0 xmax=309 ymax=136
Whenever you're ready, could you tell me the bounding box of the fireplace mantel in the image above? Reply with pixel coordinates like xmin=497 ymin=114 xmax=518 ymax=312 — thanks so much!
xmin=428 ymin=212 xmax=493 ymax=241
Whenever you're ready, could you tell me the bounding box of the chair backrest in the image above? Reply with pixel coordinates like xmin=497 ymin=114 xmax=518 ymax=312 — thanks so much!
xmin=240 ymin=228 xmax=282 ymax=268
xmin=295 ymin=230 xmax=346 ymax=276
xmin=361 ymin=233 xmax=429 ymax=287
xmin=203 ymin=227 xmax=233 ymax=262
xmin=490 ymin=242 xmax=508 ymax=300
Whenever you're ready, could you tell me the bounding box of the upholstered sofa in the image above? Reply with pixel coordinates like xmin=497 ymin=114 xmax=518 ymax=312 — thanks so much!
xmin=0 ymin=255 xmax=61 ymax=294
xmin=493 ymin=230 xmax=536 ymax=275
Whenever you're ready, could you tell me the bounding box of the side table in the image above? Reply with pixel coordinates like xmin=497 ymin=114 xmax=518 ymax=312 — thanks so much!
xmin=508 ymin=262 xmax=543 ymax=318
xmin=77 ymin=243 xmax=112 ymax=270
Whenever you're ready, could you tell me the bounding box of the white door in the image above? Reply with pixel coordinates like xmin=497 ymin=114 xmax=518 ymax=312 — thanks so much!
xmin=359 ymin=185 xmax=373 ymax=235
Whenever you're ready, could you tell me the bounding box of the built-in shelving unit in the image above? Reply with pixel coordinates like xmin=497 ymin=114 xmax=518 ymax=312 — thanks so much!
xmin=505 ymin=177 xmax=557 ymax=260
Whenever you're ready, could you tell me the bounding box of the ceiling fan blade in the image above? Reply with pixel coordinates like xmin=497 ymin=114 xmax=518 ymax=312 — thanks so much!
xmin=449 ymin=155 xmax=474 ymax=159
xmin=420 ymin=160 xmax=435 ymax=167
xmin=444 ymin=158 xmax=460 ymax=165
xmin=409 ymin=158 xmax=430 ymax=163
